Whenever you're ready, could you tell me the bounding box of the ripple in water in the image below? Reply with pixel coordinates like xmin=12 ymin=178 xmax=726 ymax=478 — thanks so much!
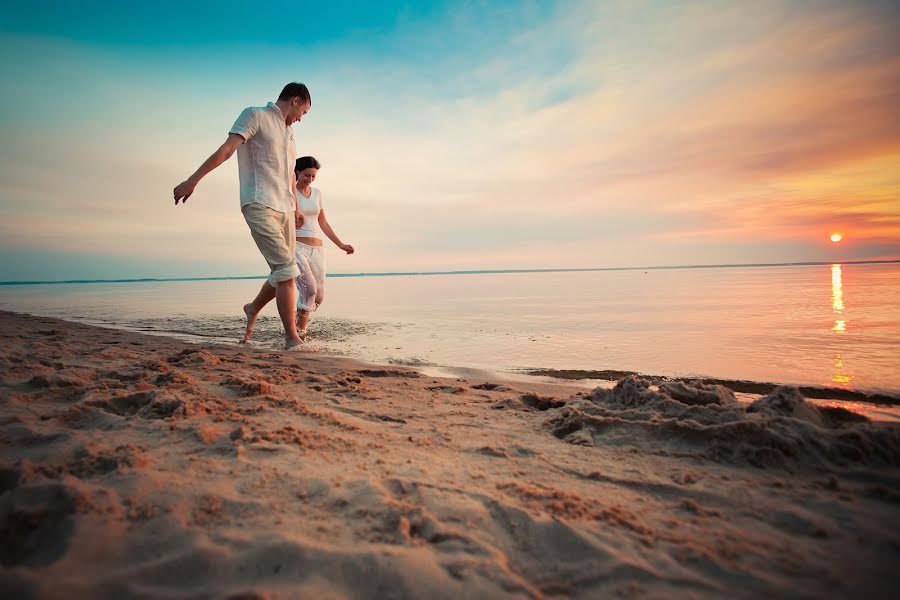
xmin=120 ymin=314 xmax=390 ymax=350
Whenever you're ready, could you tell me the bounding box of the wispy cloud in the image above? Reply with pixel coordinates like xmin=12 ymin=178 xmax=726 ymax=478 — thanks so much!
xmin=1 ymin=0 xmax=898 ymax=279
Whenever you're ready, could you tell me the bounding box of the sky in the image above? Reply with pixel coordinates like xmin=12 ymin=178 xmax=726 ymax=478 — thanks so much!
xmin=1 ymin=0 xmax=899 ymax=281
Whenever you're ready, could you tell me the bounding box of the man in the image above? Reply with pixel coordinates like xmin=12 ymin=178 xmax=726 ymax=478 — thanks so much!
xmin=174 ymin=83 xmax=310 ymax=350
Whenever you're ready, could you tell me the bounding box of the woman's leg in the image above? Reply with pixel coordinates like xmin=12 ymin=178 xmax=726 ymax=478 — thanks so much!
xmin=298 ymin=246 xmax=326 ymax=335
xmin=294 ymin=245 xmax=318 ymax=334
xmin=310 ymin=245 xmax=327 ymax=310
xmin=296 ymin=310 xmax=310 ymax=335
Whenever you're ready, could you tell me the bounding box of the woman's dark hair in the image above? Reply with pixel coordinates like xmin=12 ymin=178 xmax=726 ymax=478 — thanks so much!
xmin=279 ymin=82 xmax=311 ymax=105
xmin=295 ymin=156 xmax=321 ymax=172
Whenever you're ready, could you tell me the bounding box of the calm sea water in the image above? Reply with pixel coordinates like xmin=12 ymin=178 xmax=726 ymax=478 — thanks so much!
xmin=2 ymin=263 xmax=899 ymax=395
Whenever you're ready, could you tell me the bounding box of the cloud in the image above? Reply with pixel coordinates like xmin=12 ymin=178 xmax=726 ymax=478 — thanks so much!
xmin=1 ymin=0 xmax=899 ymax=280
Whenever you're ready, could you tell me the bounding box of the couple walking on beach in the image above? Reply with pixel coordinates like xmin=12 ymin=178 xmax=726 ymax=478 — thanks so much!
xmin=173 ymin=83 xmax=354 ymax=350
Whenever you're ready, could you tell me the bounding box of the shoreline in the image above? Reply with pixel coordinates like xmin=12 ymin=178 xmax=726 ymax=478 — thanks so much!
xmin=5 ymin=308 xmax=898 ymax=412
xmin=2 ymin=311 xmax=899 ymax=597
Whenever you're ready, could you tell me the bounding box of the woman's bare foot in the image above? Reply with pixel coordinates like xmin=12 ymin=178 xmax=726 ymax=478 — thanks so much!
xmin=241 ymin=303 xmax=260 ymax=343
xmin=295 ymin=309 xmax=310 ymax=338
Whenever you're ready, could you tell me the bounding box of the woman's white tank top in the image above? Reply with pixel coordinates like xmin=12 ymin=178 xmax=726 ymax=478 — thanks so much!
xmin=296 ymin=187 xmax=322 ymax=239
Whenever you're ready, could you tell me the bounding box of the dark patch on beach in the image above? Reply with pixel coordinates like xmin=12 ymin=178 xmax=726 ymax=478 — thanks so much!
xmin=526 ymin=368 xmax=643 ymax=381
xmin=491 ymin=398 xmax=527 ymax=411
xmin=387 ymin=357 xmax=435 ymax=367
xmin=375 ymin=414 xmax=407 ymax=424
xmin=547 ymin=377 xmax=900 ymax=469
xmin=522 ymin=393 xmax=567 ymax=411
xmin=0 ymin=482 xmax=80 ymax=567
xmin=524 ymin=369 xmax=900 ymax=406
xmin=476 ymin=446 xmax=508 ymax=458
xmin=357 ymin=369 xmax=419 ymax=379
xmin=0 ymin=465 xmax=22 ymax=495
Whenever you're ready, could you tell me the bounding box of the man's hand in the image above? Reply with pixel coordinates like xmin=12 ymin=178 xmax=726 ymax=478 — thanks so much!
xmin=295 ymin=210 xmax=305 ymax=229
xmin=173 ymin=134 xmax=245 ymax=206
xmin=174 ymin=180 xmax=196 ymax=205
xmin=340 ymin=243 xmax=355 ymax=255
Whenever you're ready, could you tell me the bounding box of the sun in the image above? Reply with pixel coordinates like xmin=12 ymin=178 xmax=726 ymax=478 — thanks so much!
xmin=830 ymin=233 xmax=843 ymax=243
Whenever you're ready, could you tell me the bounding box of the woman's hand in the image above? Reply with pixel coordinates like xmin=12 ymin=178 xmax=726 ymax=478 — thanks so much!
xmin=340 ymin=243 xmax=355 ymax=255
xmin=295 ymin=210 xmax=305 ymax=229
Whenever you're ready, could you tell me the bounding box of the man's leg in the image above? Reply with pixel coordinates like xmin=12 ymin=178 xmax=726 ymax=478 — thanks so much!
xmin=241 ymin=281 xmax=277 ymax=343
xmin=275 ymin=279 xmax=302 ymax=347
xmin=241 ymin=280 xmax=301 ymax=346
xmin=241 ymin=204 xmax=302 ymax=346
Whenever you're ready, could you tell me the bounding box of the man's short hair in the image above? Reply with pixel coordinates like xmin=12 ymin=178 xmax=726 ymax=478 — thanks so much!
xmin=278 ymin=82 xmax=311 ymax=105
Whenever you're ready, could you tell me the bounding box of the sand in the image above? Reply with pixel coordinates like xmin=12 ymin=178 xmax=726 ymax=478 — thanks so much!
xmin=1 ymin=310 xmax=899 ymax=599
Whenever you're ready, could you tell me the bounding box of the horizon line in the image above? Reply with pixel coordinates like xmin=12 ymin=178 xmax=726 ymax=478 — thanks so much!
xmin=1 ymin=259 xmax=897 ymax=286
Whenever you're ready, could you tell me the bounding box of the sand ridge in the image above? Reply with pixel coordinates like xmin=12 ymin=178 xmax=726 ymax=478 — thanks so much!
xmin=1 ymin=310 xmax=899 ymax=599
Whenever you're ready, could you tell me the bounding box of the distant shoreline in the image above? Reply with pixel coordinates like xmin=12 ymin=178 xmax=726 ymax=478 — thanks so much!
xmin=2 ymin=258 xmax=898 ymax=286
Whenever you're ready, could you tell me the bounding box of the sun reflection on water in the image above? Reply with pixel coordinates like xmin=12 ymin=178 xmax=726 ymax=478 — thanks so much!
xmin=830 ymin=265 xmax=852 ymax=386
xmin=831 ymin=264 xmax=844 ymax=312
xmin=832 ymin=353 xmax=851 ymax=385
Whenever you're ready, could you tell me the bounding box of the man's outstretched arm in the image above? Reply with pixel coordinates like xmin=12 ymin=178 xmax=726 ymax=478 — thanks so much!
xmin=173 ymin=133 xmax=245 ymax=205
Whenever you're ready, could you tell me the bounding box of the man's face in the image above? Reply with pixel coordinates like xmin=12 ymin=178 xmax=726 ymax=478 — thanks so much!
xmin=288 ymin=98 xmax=311 ymax=124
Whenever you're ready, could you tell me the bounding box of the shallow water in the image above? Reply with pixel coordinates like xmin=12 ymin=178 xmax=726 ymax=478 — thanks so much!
xmin=1 ymin=263 xmax=899 ymax=397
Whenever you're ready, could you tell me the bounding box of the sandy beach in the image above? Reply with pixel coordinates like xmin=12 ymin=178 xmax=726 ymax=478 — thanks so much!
xmin=1 ymin=309 xmax=899 ymax=599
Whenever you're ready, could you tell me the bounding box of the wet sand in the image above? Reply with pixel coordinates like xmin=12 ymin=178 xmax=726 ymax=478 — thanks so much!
xmin=1 ymin=310 xmax=899 ymax=599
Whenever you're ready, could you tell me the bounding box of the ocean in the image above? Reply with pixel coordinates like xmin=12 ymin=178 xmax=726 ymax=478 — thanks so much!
xmin=2 ymin=262 xmax=899 ymax=397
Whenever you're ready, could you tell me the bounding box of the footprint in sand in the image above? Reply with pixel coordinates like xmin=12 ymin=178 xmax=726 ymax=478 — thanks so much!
xmin=86 ymin=390 xmax=189 ymax=420
xmin=521 ymin=393 xmax=567 ymax=410
xmin=472 ymin=383 xmax=513 ymax=392
xmin=428 ymin=385 xmax=466 ymax=394
xmin=0 ymin=481 xmax=80 ymax=567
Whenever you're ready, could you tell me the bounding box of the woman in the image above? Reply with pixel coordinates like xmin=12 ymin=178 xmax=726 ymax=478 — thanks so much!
xmin=293 ymin=156 xmax=354 ymax=337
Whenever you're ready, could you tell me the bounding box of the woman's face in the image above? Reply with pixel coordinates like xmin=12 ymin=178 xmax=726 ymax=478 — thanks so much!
xmin=297 ymin=167 xmax=317 ymax=188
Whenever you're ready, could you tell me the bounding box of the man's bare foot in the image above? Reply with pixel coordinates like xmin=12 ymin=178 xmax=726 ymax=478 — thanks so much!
xmin=285 ymin=336 xmax=319 ymax=352
xmin=241 ymin=303 xmax=260 ymax=343
xmin=284 ymin=336 xmax=304 ymax=350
